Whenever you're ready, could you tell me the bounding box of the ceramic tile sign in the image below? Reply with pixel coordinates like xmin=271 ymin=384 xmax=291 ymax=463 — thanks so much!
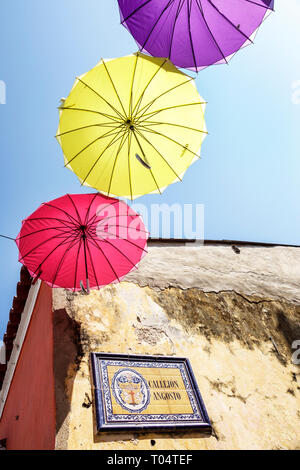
xmin=90 ymin=353 xmax=212 ymax=433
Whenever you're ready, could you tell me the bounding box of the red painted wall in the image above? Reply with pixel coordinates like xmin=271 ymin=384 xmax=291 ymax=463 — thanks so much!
xmin=0 ymin=282 xmax=56 ymax=450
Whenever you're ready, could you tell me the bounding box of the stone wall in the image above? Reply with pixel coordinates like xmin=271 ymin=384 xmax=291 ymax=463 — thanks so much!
xmin=52 ymin=244 xmax=300 ymax=450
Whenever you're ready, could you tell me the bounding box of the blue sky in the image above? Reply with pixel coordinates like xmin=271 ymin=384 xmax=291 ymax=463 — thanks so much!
xmin=0 ymin=0 xmax=299 ymax=337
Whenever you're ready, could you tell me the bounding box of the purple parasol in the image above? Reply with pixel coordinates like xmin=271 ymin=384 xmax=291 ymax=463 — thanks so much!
xmin=118 ymin=0 xmax=274 ymax=71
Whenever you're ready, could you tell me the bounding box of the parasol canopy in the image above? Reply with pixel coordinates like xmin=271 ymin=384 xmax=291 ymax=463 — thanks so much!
xmin=118 ymin=0 xmax=274 ymax=71
xmin=56 ymin=53 xmax=207 ymax=199
xmin=16 ymin=193 xmax=148 ymax=292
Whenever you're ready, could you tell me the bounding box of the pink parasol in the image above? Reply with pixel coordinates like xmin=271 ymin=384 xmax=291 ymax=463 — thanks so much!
xmin=16 ymin=193 xmax=148 ymax=292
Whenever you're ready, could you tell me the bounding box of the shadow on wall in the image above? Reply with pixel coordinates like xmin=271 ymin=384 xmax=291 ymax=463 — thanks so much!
xmin=53 ymin=309 xmax=83 ymax=449
xmin=0 ymin=341 xmax=5 ymax=365
xmin=92 ymin=428 xmax=216 ymax=448
xmin=53 ymin=309 xmax=214 ymax=448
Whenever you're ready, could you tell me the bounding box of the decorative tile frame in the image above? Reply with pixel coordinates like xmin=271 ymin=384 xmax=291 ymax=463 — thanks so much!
xmin=90 ymin=353 xmax=212 ymax=434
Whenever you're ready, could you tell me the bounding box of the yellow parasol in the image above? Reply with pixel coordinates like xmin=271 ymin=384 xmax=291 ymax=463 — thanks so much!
xmin=56 ymin=53 xmax=207 ymax=199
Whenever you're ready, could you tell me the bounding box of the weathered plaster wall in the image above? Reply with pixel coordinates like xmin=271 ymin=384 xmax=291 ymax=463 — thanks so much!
xmin=52 ymin=245 xmax=300 ymax=450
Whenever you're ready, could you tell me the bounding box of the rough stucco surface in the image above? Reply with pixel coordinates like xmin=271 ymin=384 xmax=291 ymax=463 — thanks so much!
xmin=125 ymin=245 xmax=300 ymax=303
xmin=52 ymin=245 xmax=300 ymax=450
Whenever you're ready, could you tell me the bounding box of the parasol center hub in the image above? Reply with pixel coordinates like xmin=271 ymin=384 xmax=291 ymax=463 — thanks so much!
xmin=125 ymin=119 xmax=135 ymax=131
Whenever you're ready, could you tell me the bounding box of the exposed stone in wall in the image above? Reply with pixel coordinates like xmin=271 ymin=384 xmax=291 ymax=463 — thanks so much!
xmin=52 ymin=274 xmax=300 ymax=450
